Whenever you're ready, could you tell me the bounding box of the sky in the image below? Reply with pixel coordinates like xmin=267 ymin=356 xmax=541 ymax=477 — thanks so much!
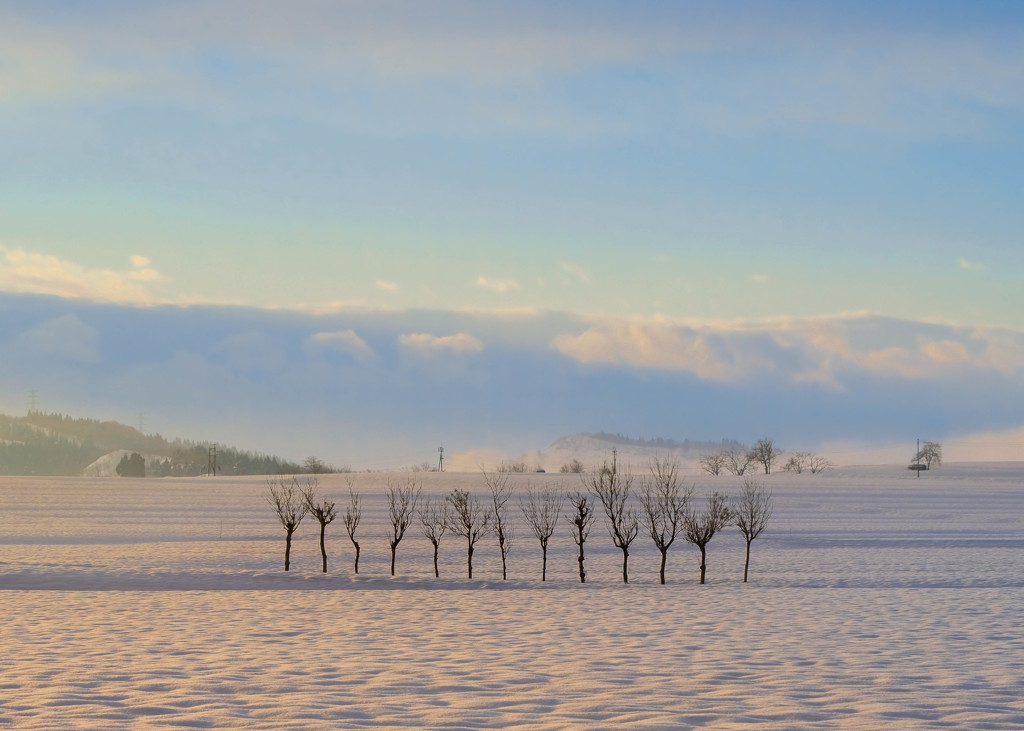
xmin=2 ymin=1 xmax=1024 ymax=467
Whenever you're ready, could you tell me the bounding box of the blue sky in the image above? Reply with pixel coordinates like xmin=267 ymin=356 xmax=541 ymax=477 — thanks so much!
xmin=2 ymin=2 xmax=1023 ymax=465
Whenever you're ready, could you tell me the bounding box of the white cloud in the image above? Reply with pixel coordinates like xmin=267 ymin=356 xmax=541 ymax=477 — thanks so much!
xmin=0 ymin=246 xmax=163 ymax=304
xmin=552 ymin=313 xmax=1024 ymax=385
xmin=559 ymin=261 xmax=591 ymax=284
xmin=398 ymin=332 xmax=484 ymax=353
xmin=552 ymin=320 xmax=759 ymax=382
xmin=958 ymin=258 xmax=986 ymax=271
xmin=375 ymin=280 xmax=400 ymax=293
xmin=307 ymin=330 xmax=373 ymax=359
xmin=750 ymin=273 xmax=770 ymax=284
xmin=475 ymin=276 xmax=521 ymax=294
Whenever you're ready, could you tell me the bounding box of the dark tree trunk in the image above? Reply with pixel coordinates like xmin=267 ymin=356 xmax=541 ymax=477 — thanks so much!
xmin=577 ymin=539 xmax=586 ymax=583
xmin=467 ymin=543 xmax=474 ymax=579
xmin=352 ymin=540 xmax=360 ymax=574
xmin=390 ymin=542 xmax=397 ymax=576
xmin=541 ymin=540 xmax=548 ymax=582
xmin=744 ymin=539 xmax=751 ymax=583
xmin=501 ymin=553 xmax=507 ymax=581
xmin=432 ymin=539 xmax=440 ymax=578
xmin=659 ymin=548 xmax=668 ymax=585
xmin=319 ymin=523 xmax=328 ymax=573
xmin=284 ymin=530 xmax=294 ymax=571
xmin=621 ymin=547 xmax=629 ymax=584
xmin=699 ymin=545 xmax=707 ymax=584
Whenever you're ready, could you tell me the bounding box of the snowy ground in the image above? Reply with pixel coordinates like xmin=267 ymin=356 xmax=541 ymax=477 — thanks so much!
xmin=1 ymin=465 xmax=1023 ymax=729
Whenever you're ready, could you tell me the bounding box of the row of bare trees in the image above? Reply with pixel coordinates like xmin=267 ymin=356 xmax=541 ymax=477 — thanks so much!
xmin=580 ymin=455 xmax=770 ymax=584
xmin=699 ymin=438 xmax=832 ymax=477
xmin=265 ymin=462 xmax=773 ymax=584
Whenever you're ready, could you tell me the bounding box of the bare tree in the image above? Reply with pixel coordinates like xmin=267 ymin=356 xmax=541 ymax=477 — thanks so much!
xmin=698 ymin=451 xmax=727 ymax=476
xmin=783 ymin=451 xmax=811 ymax=474
xmin=418 ymin=496 xmax=451 ymax=578
xmin=733 ymin=477 xmax=772 ymax=583
xmin=342 ymin=484 xmax=362 ymax=574
xmin=302 ymin=476 xmax=337 ymax=573
xmin=748 ymin=438 xmax=782 ymax=475
xmin=639 ymin=458 xmax=692 ymax=584
xmin=447 ymin=488 xmax=492 ymax=579
xmin=913 ymin=441 xmax=943 ymax=470
xmin=587 ymin=455 xmax=640 ymax=583
xmin=723 ymin=449 xmax=754 ymax=476
xmin=808 ymin=454 xmax=834 ymax=474
xmin=265 ymin=476 xmax=307 ymax=571
xmin=304 ymin=455 xmax=326 ymax=474
xmin=520 ymin=486 xmax=564 ymax=581
xmin=497 ymin=460 xmax=528 ymax=473
xmin=483 ymin=469 xmax=515 ymax=580
xmin=386 ymin=478 xmax=421 ymax=576
xmin=684 ymin=492 xmax=732 ymax=584
xmin=560 ymin=458 xmax=585 ymax=474
xmin=565 ymin=490 xmax=595 ymax=583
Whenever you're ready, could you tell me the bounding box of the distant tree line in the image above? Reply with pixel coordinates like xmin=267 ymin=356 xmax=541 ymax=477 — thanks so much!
xmin=0 ymin=411 xmax=313 ymax=476
xmin=698 ymin=438 xmax=834 ymax=477
xmin=582 ymin=432 xmax=745 ymax=454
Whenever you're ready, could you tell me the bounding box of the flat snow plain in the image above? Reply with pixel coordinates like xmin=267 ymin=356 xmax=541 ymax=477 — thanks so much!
xmin=1 ymin=465 xmax=1023 ymax=729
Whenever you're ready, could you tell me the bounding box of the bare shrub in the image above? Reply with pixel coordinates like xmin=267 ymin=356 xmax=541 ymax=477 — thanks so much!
xmin=386 ymin=478 xmax=421 ymax=576
xmin=684 ymin=492 xmax=732 ymax=584
xmin=587 ymin=456 xmax=639 ymax=584
xmin=733 ymin=477 xmax=772 ymax=583
xmin=639 ymin=458 xmax=692 ymax=584
xmin=265 ymin=476 xmax=308 ymax=571
xmin=447 ymin=489 xmax=492 ymax=579
xmin=520 ymin=486 xmax=564 ymax=581
xmin=418 ymin=497 xmax=451 ymax=578
xmin=565 ymin=490 xmax=595 ymax=583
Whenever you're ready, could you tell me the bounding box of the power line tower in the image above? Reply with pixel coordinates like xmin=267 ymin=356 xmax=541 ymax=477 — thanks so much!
xmin=27 ymin=390 xmax=38 ymax=414
xmin=207 ymin=444 xmax=218 ymax=476
xmin=136 ymin=412 xmax=146 ymax=434
xmin=437 ymin=445 xmax=445 ymax=473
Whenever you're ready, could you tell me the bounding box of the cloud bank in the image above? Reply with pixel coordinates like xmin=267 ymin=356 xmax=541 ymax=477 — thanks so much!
xmin=2 ymin=294 xmax=1022 ymax=468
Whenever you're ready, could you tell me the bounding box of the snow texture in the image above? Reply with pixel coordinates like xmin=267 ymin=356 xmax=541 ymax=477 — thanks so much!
xmin=1 ymin=465 xmax=1023 ymax=728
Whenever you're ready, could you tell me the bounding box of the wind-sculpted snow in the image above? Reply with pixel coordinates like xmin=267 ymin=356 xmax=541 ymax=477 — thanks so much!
xmin=1 ymin=466 xmax=1024 ymax=728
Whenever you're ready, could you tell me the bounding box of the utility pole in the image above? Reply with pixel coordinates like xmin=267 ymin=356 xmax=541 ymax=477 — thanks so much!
xmin=916 ymin=438 xmax=920 ymax=478
xmin=437 ymin=445 xmax=444 ymax=473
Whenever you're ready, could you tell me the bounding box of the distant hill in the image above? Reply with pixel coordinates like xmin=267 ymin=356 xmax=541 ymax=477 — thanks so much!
xmin=557 ymin=432 xmax=745 ymax=455
xmin=519 ymin=432 xmax=747 ymax=473
xmin=0 ymin=412 xmax=306 ymax=477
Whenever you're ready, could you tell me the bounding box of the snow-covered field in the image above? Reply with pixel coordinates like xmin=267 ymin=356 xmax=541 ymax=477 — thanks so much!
xmin=2 ymin=465 xmax=1023 ymax=729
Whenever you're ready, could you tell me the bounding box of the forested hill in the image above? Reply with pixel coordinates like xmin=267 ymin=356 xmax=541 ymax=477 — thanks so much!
xmin=0 ymin=412 xmax=304 ymax=477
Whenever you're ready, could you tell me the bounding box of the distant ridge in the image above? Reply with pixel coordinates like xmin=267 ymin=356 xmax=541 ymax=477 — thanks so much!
xmin=555 ymin=432 xmax=745 ymax=455
xmin=520 ymin=432 xmax=748 ymax=473
xmin=0 ymin=411 xmax=305 ymax=477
